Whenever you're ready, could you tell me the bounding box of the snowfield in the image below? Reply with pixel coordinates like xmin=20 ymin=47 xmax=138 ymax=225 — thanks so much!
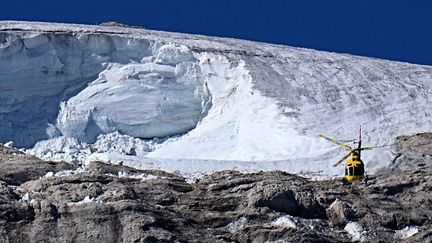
xmin=1 ymin=21 xmax=432 ymax=179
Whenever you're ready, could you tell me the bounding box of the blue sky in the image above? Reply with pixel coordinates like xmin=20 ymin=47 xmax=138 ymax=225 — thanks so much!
xmin=1 ymin=0 xmax=431 ymax=65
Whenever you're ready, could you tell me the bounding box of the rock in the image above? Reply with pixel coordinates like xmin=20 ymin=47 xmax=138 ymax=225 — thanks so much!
xmin=0 ymin=145 xmax=75 ymax=185
xmin=391 ymin=132 xmax=432 ymax=170
xmin=0 ymin=135 xmax=432 ymax=242
xmin=326 ymin=199 xmax=354 ymax=228
xmin=396 ymin=132 xmax=432 ymax=156
xmin=249 ymin=183 xmax=298 ymax=215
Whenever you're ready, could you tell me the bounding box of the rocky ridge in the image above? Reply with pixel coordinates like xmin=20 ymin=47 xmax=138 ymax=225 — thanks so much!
xmin=0 ymin=133 xmax=432 ymax=242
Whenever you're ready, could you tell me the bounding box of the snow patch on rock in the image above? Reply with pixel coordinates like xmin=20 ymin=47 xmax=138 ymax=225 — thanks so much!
xmin=68 ymin=195 xmax=101 ymax=205
xmin=271 ymin=215 xmax=326 ymax=232
xmin=226 ymin=217 xmax=248 ymax=233
xmin=20 ymin=192 xmax=32 ymax=203
xmin=44 ymin=166 xmax=90 ymax=178
xmin=117 ymin=171 xmax=158 ymax=181
xmin=344 ymin=222 xmax=369 ymax=242
xmin=271 ymin=216 xmax=298 ymax=229
xmin=394 ymin=226 xmax=419 ymax=240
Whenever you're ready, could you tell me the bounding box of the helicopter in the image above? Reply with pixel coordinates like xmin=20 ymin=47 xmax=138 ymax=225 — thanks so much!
xmin=319 ymin=126 xmax=375 ymax=183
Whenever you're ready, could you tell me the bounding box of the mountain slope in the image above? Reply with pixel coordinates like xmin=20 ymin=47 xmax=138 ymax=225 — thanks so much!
xmin=1 ymin=21 xmax=432 ymax=178
xmin=1 ymin=133 xmax=432 ymax=242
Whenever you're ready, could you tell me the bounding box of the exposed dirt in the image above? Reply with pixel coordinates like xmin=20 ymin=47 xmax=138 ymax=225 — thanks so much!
xmin=0 ymin=133 xmax=431 ymax=242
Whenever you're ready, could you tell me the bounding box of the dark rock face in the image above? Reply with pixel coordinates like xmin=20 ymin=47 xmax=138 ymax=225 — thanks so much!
xmin=0 ymin=145 xmax=75 ymax=185
xmin=0 ymin=133 xmax=432 ymax=242
xmin=395 ymin=132 xmax=432 ymax=156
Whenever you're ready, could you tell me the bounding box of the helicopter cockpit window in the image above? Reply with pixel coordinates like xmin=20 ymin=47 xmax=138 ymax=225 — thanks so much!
xmin=346 ymin=166 xmax=364 ymax=176
xmin=348 ymin=167 xmax=354 ymax=176
xmin=354 ymin=166 xmax=364 ymax=176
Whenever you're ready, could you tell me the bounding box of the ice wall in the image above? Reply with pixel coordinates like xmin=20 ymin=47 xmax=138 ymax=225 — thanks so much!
xmin=0 ymin=30 xmax=210 ymax=147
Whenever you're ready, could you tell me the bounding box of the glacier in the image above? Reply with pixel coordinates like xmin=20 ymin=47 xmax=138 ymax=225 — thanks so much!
xmin=1 ymin=21 xmax=432 ymax=179
xmin=0 ymin=23 xmax=210 ymax=147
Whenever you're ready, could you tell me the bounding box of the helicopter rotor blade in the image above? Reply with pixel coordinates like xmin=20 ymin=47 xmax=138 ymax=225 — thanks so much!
xmin=366 ymin=143 xmax=395 ymax=149
xmin=319 ymin=134 xmax=353 ymax=151
xmin=333 ymin=151 xmax=353 ymax=167
xmin=360 ymin=147 xmax=374 ymax=150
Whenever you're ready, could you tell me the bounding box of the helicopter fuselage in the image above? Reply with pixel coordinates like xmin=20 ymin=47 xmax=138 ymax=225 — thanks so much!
xmin=344 ymin=155 xmax=365 ymax=183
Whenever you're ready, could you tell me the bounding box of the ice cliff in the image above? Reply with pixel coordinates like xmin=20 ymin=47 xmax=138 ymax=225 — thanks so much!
xmin=0 ymin=22 xmax=211 ymax=147
xmin=1 ymin=21 xmax=431 ymax=178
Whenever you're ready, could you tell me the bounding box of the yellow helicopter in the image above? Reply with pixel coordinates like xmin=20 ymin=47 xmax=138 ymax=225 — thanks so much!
xmin=319 ymin=126 xmax=374 ymax=183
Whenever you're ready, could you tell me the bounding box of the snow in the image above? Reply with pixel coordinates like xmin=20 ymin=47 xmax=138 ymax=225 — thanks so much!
xmin=271 ymin=216 xmax=298 ymax=229
xmin=271 ymin=215 xmax=326 ymax=232
xmin=44 ymin=166 xmax=90 ymax=178
xmin=226 ymin=217 xmax=248 ymax=233
xmin=394 ymin=226 xmax=419 ymax=239
xmin=27 ymin=132 xmax=160 ymax=163
xmin=43 ymin=164 xmax=157 ymax=181
xmin=344 ymin=222 xmax=363 ymax=241
xmin=56 ymin=53 xmax=210 ymax=143
xmin=20 ymin=192 xmax=31 ymax=203
xmin=344 ymin=222 xmax=369 ymax=241
xmin=68 ymin=195 xmax=101 ymax=205
xmin=3 ymin=141 xmax=13 ymax=148
xmin=117 ymin=171 xmax=158 ymax=181
xmin=29 ymin=137 xmax=89 ymax=162
xmin=0 ymin=26 xmax=209 ymax=147
xmin=1 ymin=21 xmax=432 ymax=180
